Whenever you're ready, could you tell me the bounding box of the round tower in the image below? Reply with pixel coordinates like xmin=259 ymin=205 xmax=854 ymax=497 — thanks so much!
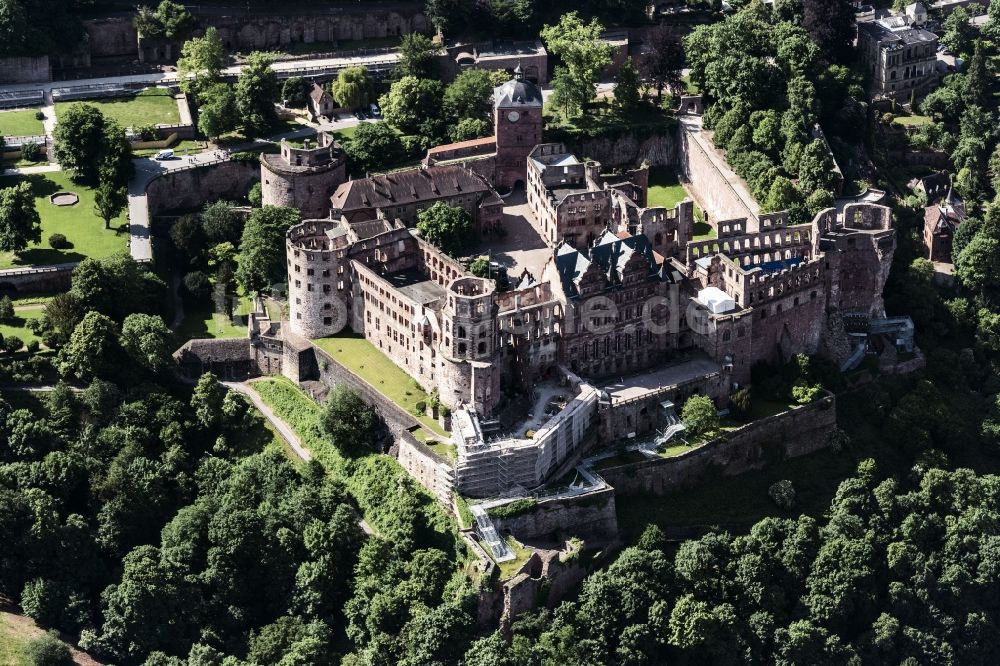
xmin=261 ymin=132 xmax=347 ymax=219
xmin=440 ymin=276 xmax=501 ymax=416
xmin=286 ymin=220 xmax=350 ymax=339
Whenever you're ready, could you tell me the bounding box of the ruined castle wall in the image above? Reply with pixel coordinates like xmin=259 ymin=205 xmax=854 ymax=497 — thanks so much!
xmin=491 ymin=488 xmax=619 ymax=544
xmin=598 ymin=394 xmax=837 ymax=496
xmin=146 ymin=161 xmax=259 ymax=215
xmin=83 ymin=18 xmax=138 ymax=58
xmin=397 ymin=432 xmax=452 ymax=501
xmin=0 ymin=56 xmax=50 ymax=83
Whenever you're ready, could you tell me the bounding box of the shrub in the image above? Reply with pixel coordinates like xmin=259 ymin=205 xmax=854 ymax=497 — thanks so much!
xmin=414 ymin=399 xmax=426 ymax=414
xmin=0 ymin=295 xmax=13 ymax=322
xmin=768 ymin=479 xmax=796 ymax=510
xmin=487 ymin=498 xmax=537 ymax=519
xmin=183 ymin=271 xmax=212 ymax=299
xmin=4 ymin=335 xmax=24 ymax=353
xmin=24 ymin=631 xmax=73 ymax=666
xmin=134 ymin=124 xmax=159 ymax=141
xmin=26 ymin=340 xmax=40 ymax=354
xmin=34 ymin=110 xmax=45 ymax=121
xmin=791 ymin=382 xmax=822 ymax=405
xmin=681 ymin=394 xmax=719 ymax=438
xmin=21 ymin=141 xmax=42 ymax=162
xmin=48 ymin=233 xmax=70 ymax=249
xmin=248 ymin=182 xmax=262 ymax=207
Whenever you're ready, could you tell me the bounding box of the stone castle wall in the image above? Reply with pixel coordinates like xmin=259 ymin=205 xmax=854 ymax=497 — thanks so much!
xmin=0 ymin=55 xmax=51 ymax=83
xmin=491 ymin=488 xmax=619 ymax=545
xmin=598 ymin=394 xmax=837 ymax=496
xmin=677 ymin=122 xmax=757 ymax=222
xmin=261 ymin=159 xmax=346 ymax=221
xmin=83 ymin=17 xmax=138 ymax=58
xmin=0 ymin=264 xmax=73 ymax=294
xmin=146 ymin=160 xmax=259 ymax=215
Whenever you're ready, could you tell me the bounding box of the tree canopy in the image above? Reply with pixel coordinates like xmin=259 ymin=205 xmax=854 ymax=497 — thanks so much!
xmin=541 ymin=12 xmax=612 ymax=118
xmin=235 ymin=52 xmax=280 ymax=139
xmin=236 ymin=206 xmax=301 ymax=294
xmin=0 ymin=181 xmax=41 ymax=255
xmin=416 ymin=202 xmax=475 ymax=256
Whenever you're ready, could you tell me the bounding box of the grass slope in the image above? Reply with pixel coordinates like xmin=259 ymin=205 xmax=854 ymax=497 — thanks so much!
xmin=0 ymin=171 xmax=127 ymax=268
xmin=0 ymin=306 xmax=45 ymax=348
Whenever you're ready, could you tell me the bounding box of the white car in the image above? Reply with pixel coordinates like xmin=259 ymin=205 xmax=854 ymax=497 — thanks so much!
xmin=154 ymin=149 xmax=174 ymax=160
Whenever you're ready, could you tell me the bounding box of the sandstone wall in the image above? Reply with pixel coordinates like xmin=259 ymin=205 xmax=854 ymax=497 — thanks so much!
xmin=0 ymin=56 xmax=50 ymax=83
xmin=145 ymin=161 xmax=259 ymax=215
xmin=492 ymin=487 xmax=619 ymax=544
xmin=677 ymin=122 xmax=757 ymax=222
xmin=598 ymin=394 xmax=837 ymax=496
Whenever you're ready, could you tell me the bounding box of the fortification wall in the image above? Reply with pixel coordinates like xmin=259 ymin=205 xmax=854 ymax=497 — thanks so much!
xmin=677 ymin=122 xmax=757 ymax=223
xmin=146 ymin=161 xmax=259 ymax=215
xmin=0 ymin=55 xmax=50 ymax=83
xmin=397 ymin=432 xmax=452 ymax=502
xmin=598 ymin=394 xmax=837 ymax=496
xmin=83 ymin=17 xmax=138 ymax=58
xmin=492 ymin=488 xmax=619 ymax=544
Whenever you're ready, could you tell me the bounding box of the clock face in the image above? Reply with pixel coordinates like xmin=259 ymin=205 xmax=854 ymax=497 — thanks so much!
xmin=508 ymin=110 xmax=520 ymax=123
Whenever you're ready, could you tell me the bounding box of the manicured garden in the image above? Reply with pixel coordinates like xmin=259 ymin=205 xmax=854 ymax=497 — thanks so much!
xmin=0 ymin=108 xmax=44 ymax=137
xmin=313 ymin=333 xmax=447 ymax=436
xmin=0 ymin=170 xmax=127 ymax=268
xmin=55 ymin=87 xmax=180 ymax=129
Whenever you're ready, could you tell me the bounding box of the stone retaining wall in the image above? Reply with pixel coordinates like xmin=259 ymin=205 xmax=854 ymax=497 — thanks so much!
xmin=0 ymin=264 xmax=74 ymax=294
xmin=492 ymin=487 xmax=619 ymax=544
xmin=0 ymin=56 xmax=51 ymax=83
xmin=145 ymin=160 xmax=259 ymax=215
xmin=598 ymin=394 xmax=837 ymax=496
xmin=564 ymin=131 xmax=676 ymax=168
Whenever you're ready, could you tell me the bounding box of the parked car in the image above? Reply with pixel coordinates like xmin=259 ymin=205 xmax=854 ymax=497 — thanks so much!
xmin=154 ymin=149 xmax=174 ymax=160
xmin=370 ymin=103 xmax=381 ymax=117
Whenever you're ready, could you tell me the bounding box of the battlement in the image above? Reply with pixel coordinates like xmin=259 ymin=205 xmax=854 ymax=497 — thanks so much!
xmin=286 ymin=219 xmax=348 ymax=253
xmin=842 ymin=202 xmax=892 ymax=231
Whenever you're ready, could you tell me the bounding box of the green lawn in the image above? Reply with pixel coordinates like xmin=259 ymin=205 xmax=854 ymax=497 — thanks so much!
xmin=496 ymin=536 xmax=533 ymax=580
xmin=329 ymin=125 xmax=358 ymax=143
xmin=0 ymin=109 xmax=44 ymax=137
xmin=56 ymin=88 xmax=180 ymax=129
xmin=647 ymin=167 xmax=689 ymax=209
xmin=0 ymin=170 xmax=127 ymax=268
xmin=0 ymin=306 xmax=45 ymax=348
xmin=893 ymin=114 xmax=933 ymax=127
xmin=0 ymin=614 xmax=29 ymax=666
xmin=682 ymin=74 xmax=700 ymax=94
xmin=313 ymin=333 xmax=447 ymax=436
xmin=175 ymin=297 xmax=248 ymax=343
xmin=692 ymin=220 xmax=715 ymax=241
xmin=132 ymin=138 xmax=209 ymax=157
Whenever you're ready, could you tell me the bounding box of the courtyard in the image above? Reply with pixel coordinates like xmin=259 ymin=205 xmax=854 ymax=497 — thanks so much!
xmin=468 ymin=188 xmax=551 ymax=279
xmin=0 ymin=170 xmax=127 ymax=268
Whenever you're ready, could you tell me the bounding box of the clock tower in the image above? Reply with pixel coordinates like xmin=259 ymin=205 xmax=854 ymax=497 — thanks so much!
xmin=493 ymin=65 xmax=544 ymax=192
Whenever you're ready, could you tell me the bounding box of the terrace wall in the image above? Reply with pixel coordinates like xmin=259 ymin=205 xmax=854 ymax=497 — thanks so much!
xmin=0 ymin=56 xmax=50 ymax=83
xmin=145 ymin=160 xmax=259 ymax=215
xmin=491 ymin=487 xmax=619 ymax=544
xmin=597 ymin=394 xmax=837 ymax=496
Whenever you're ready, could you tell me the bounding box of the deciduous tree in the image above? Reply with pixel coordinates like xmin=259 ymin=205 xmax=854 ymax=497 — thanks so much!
xmin=330 ymin=65 xmax=371 ymax=111
xmin=0 ymin=181 xmax=40 ymax=255
xmin=177 ymin=27 xmax=225 ymax=95
xmin=541 ymin=12 xmax=612 ymax=118
xmin=235 ymin=52 xmax=279 ymax=138
xmin=235 ymin=206 xmax=301 ymax=294
xmin=416 ymin=201 xmax=474 ymax=256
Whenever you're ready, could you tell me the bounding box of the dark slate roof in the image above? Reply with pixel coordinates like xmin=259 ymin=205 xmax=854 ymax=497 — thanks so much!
xmin=310 ymin=82 xmax=331 ymax=104
xmin=554 ymin=232 xmax=671 ymax=298
xmin=330 ymin=165 xmax=494 ymax=212
xmin=494 ymin=77 xmax=543 ymax=108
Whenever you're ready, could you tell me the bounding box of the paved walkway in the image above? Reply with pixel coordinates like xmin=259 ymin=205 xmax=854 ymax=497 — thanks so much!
xmin=0 ymin=163 xmax=60 ymax=175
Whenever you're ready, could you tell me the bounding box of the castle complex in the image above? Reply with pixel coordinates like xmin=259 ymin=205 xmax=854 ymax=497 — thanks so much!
xmin=255 ymin=69 xmax=910 ymax=498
